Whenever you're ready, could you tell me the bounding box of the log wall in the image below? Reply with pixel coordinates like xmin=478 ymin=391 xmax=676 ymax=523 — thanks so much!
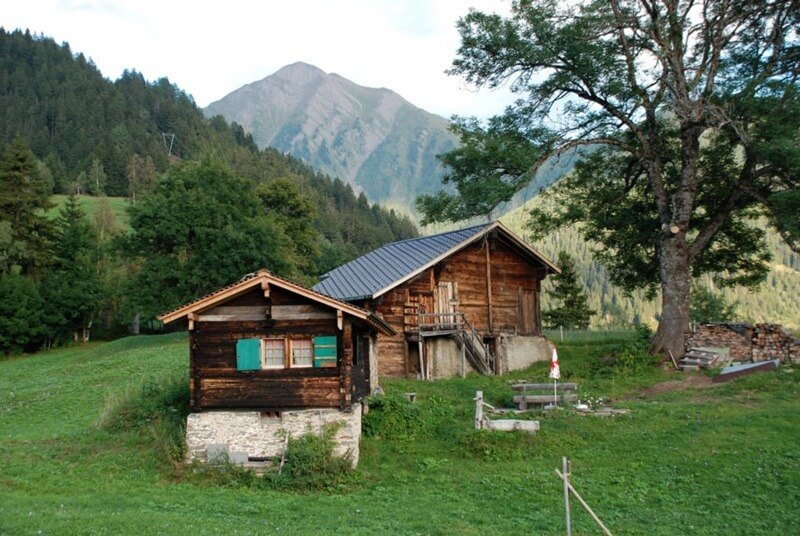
xmin=189 ymin=286 xmax=360 ymax=410
xmin=369 ymin=234 xmax=547 ymax=377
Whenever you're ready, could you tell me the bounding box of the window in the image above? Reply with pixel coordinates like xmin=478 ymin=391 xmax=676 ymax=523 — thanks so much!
xmin=262 ymin=338 xmax=285 ymax=369
xmin=237 ymin=336 xmax=335 ymax=371
xmin=290 ymin=338 xmax=313 ymax=367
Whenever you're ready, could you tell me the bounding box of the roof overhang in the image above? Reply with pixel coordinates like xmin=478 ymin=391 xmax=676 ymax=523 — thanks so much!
xmin=158 ymin=270 xmax=395 ymax=336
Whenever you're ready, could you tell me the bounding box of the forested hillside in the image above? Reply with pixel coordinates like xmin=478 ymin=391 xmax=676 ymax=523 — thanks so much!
xmin=501 ymin=202 xmax=800 ymax=331
xmin=0 ymin=28 xmax=416 ymax=354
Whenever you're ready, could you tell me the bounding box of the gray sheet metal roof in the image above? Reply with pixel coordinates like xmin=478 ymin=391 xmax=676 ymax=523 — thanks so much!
xmin=313 ymin=223 xmax=493 ymax=301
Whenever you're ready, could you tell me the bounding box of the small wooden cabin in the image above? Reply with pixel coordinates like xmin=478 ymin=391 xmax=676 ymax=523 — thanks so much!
xmin=314 ymin=221 xmax=559 ymax=381
xmin=159 ymin=270 xmax=394 ymax=466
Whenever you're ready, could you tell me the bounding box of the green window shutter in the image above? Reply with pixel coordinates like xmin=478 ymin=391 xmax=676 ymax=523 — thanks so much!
xmin=313 ymin=336 xmax=337 ymax=368
xmin=236 ymin=338 xmax=261 ymax=371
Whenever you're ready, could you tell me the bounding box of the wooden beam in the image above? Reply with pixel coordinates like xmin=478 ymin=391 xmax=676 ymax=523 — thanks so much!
xmin=337 ymin=309 xmax=343 ymax=330
xmin=485 ymin=238 xmax=494 ymax=332
xmin=188 ymin=313 xmax=197 ymax=331
xmin=261 ymin=280 xmax=270 ymax=299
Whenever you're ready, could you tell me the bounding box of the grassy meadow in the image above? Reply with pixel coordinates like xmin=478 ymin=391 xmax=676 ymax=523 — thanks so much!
xmin=1 ymin=331 xmax=798 ymax=535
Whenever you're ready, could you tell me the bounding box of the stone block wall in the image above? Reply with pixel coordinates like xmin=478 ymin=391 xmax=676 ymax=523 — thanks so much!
xmin=686 ymin=323 xmax=799 ymax=364
xmin=186 ymin=405 xmax=361 ymax=467
xmin=497 ymin=335 xmax=554 ymax=375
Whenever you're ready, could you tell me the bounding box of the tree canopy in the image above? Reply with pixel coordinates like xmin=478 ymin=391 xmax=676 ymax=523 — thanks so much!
xmin=421 ymin=0 xmax=799 ymax=357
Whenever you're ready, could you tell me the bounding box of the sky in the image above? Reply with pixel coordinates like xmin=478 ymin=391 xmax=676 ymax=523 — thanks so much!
xmin=5 ymin=0 xmax=515 ymax=119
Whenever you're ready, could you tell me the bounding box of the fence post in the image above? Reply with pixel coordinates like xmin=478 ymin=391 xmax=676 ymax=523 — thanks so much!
xmin=563 ymin=456 xmax=571 ymax=536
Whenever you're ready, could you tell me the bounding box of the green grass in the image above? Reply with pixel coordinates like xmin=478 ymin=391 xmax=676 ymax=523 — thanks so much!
xmin=1 ymin=332 xmax=798 ymax=534
xmin=47 ymin=195 xmax=130 ymax=227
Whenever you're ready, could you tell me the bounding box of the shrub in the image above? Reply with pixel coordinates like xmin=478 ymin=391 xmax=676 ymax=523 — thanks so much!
xmin=263 ymin=424 xmax=353 ymax=491
xmin=362 ymin=394 xmax=426 ymax=440
xmin=98 ymin=371 xmax=190 ymax=462
xmin=590 ymin=325 xmax=659 ymax=377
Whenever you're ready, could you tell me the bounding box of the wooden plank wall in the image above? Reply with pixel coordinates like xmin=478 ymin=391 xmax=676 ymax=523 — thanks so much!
xmin=189 ymin=287 xmax=353 ymax=411
xmin=368 ymin=234 xmax=547 ymax=377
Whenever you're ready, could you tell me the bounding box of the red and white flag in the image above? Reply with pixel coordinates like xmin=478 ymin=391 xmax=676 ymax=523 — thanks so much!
xmin=549 ymin=347 xmax=560 ymax=380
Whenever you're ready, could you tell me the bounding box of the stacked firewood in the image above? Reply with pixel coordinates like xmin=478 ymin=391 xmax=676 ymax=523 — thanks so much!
xmin=679 ymin=348 xmax=730 ymax=372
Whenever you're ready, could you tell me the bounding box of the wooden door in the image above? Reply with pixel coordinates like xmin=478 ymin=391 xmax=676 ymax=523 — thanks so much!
xmin=434 ymin=281 xmax=458 ymax=329
xmin=518 ymin=288 xmax=540 ymax=336
xmin=351 ymin=333 xmax=370 ymax=401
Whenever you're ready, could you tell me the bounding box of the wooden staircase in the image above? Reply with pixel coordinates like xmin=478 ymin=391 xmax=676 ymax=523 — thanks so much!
xmin=418 ymin=312 xmax=493 ymax=376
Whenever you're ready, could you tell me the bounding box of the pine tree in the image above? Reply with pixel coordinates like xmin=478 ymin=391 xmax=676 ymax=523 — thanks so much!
xmin=40 ymin=194 xmax=102 ymax=344
xmin=0 ymin=137 xmax=54 ymax=275
xmin=543 ymin=251 xmax=595 ymax=329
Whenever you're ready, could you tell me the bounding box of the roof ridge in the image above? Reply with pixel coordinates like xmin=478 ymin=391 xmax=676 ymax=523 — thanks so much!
xmin=383 ymin=221 xmax=493 ymax=247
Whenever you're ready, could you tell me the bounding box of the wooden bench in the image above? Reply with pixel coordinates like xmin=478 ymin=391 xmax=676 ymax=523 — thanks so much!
xmin=511 ymin=382 xmax=578 ymax=410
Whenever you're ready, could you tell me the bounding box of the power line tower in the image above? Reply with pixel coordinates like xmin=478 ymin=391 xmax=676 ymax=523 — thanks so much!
xmin=161 ymin=132 xmax=176 ymax=157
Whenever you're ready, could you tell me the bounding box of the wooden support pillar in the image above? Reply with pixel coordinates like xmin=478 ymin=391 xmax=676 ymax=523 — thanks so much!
xmin=485 ymin=239 xmax=493 ymax=332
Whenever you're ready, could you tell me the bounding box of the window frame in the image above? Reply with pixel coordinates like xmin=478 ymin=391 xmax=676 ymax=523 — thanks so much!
xmin=288 ymin=337 xmax=314 ymax=368
xmin=261 ymin=338 xmax=286 ymax=369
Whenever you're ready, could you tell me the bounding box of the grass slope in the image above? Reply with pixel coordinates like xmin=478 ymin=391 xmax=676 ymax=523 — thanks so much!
xmin=47 ymin=195 xmax=130 ymax=228
xmin=1 ymin=333 xmax=798 ymax=534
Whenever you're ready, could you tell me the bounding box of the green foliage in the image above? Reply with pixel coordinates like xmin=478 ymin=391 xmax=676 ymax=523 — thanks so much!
xmin=542 ymin=251 xmax=595 ymax=329
xmin=690 ymin=286 xmax=738 ymax=324
xmin=40 ymin=195 xmax=103 ymax=344
xmin=417 ymin=115 xmax=550 ymax=223
xmin=98 ymin=370 xmax=190 ymax=462
xmin=125 ymin=157 xmax=297 ymax=319
xmin=0 ymin=273 xmax=45 ymax=355
xmin=271 ymin=425 xmax=354 ymax=491
xmin=587 ymin=326 xmax=660 ymax=378
xmin=0 ymin=136 xmax=54 ymax=275
xmin=362 ymin=394 xmax=427 ymax=440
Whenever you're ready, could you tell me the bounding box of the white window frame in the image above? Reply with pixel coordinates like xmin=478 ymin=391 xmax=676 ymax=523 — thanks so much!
xmin=289 ymin=338 xmax=313 ymax=368
xmin=261 ymin=338 xmax=285 ymax=369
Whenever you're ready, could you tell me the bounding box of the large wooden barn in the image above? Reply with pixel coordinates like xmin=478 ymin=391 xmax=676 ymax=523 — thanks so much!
xmin=159 ymin=270 xmax=394 ymax=466
xmin=313 ymin=221 xmax=559 ymax=382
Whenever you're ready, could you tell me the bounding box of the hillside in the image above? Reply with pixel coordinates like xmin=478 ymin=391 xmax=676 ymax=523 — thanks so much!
xmin=0 ymin=28 xmax=418 ymax=273
xmin=500 ymin=201 xmax=800 ymax=331
xmin=2 ymin=333 xmax=798 ymax=534
xmin=204 ymin=62 xmax=458 ymax=204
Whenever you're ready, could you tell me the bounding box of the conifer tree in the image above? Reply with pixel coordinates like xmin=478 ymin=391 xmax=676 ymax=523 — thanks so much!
xmin=0 ymin=137 xmax=53 ymax=275
xmin=543 ymin=251 xmax=595 ymax=329
xmin=40 ymin=194 xmax=102 ymax=344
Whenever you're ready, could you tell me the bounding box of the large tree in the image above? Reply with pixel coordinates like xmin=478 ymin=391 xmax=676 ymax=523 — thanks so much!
xmin=419 ymin=0 xmax=799 ymax=358
xmin=0 ymin=137 xmax=54 ymax=275
xmin=124 ymin=157 xmax=299 ymax=320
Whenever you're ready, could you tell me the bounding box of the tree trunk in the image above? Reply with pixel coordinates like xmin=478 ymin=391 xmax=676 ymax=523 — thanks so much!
xmin=651 ymin=233 xmax=691 ymax=360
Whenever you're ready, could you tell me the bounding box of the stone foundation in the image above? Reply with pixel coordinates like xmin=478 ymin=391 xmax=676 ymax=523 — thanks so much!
xmin=424 ymin=334 xmax=553 ymax=378
xmin=686 ymin=323 xmax=799 ymax=364
xmin=497 ymin=334 xmax=555 ymax=375
xmin=186 ymin=405 xmax=362 ymax=467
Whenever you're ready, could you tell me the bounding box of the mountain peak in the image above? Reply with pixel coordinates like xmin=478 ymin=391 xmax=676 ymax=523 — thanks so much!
xmin=204 ymin=64 xmax=456 ymax=204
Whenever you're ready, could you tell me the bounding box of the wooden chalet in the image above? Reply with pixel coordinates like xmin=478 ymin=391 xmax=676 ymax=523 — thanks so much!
xmin=313 ymin=221 xmax=559 ymax=381
xmin=159 ymin=270 xmax=394 ymax=412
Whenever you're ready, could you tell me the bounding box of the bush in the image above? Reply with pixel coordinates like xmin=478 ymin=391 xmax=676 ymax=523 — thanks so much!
xmin=590 ymin=325 xmax=659 ymax=377
xmin=362 ymin=394 xmax=426 ymax=440
xmin=263 ymin=424 xmax=353 ymax=491
xmin=98 ymin=371 xmax=190 ymax=462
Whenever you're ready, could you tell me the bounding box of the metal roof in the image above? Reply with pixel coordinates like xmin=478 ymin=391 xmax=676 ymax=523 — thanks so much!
xmin=313 ymin=221 xmax=558 ymax=302
xmin=313 ymin=223 xmax=493 ymax=301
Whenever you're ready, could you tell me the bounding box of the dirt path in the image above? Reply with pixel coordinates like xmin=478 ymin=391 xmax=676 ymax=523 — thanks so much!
xmin=639 ymin=374 xmax=714 ymax=397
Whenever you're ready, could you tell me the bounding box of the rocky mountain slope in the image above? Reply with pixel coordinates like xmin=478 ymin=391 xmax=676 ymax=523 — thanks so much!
xmin=204 ymin=62 xmax=457 ymax=204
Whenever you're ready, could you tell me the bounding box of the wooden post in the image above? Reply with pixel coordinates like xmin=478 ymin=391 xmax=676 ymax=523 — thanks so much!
xmin=563 ymin=457 xmax=572 ymax=536
xmin=461 ymin=335 xmax=466 ymax=378
xmin=485 ymin=240 xmax=494 ymax=332
xmin=418 ymin=335 xmax=425 ymax=381
xmin=474 ymin=391 xmax=484 ymax=430
xmin=555 ymin=468 xmax=614 ymax=536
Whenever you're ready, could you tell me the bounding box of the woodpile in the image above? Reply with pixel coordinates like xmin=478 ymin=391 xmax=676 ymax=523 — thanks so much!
xmin=679 ymin=348 xmax=730 ymax=371
xmin=685 ymin=323 xmax=799 ymax=365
